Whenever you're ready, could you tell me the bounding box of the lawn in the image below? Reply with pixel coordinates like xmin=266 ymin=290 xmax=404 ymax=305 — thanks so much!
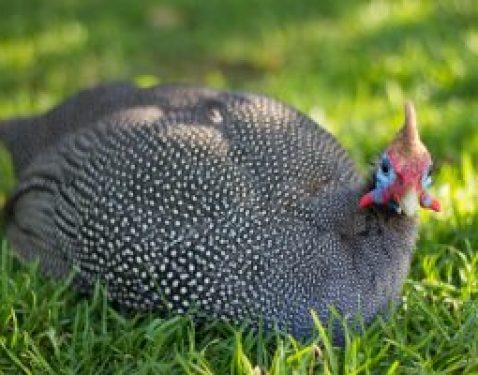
xmin=0 ymin=0 xmax=477 ymax=373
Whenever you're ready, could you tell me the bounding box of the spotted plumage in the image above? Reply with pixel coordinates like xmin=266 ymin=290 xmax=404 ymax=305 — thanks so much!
xmin=0 ymin=84 xmax=436 ymax=338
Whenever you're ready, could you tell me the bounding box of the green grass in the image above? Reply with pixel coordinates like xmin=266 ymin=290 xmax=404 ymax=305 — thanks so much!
xmin=0 ymin=0 xmax=477 ymax=373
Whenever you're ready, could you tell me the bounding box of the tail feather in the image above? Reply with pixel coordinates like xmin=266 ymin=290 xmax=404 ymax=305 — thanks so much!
xmin=0 ymin=82 xmax=139 ymax=176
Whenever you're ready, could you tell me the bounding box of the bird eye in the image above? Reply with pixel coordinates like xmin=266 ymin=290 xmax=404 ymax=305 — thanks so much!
xmin=374 ymin=155 xmax=395 ymax=188
xmin=428 ymin=164 xmax=434 ymax=177
xmin=381 ymin=159 xmax=390 ymax=175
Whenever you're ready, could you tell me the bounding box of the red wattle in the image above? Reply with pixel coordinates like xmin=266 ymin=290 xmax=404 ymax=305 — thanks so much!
xmin=430 ymin=198 xmax=441 ymax=212
xmin=359 ymin=192 xmax=374 ymax=208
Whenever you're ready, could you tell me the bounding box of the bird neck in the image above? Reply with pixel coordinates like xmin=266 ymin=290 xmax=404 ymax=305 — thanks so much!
xmin=308 ymin=181 xmax=418 ymax=240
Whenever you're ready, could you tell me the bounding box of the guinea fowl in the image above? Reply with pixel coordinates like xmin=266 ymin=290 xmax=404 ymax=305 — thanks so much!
xmin=0 ymin=84 xmax=440 ymax=338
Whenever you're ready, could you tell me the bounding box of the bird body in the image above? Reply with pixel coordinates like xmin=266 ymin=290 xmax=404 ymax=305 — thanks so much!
xmin=0 ymin=84 xmax=436 ymax=337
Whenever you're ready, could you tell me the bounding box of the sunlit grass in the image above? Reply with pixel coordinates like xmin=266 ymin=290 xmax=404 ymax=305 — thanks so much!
xmin=0 ymin=0 xmax=477 ymax=373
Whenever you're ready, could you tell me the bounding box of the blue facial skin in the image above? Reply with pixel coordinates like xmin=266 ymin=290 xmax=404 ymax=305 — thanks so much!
xmin=420 ymin=166 xmax=433 ymax=208
xmin=373 ymin=154 xmax=399 ymax=212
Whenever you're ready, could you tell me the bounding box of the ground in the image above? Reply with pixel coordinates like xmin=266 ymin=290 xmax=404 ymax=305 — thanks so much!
xmin=0 ymin=0 xmax=477 ymax=373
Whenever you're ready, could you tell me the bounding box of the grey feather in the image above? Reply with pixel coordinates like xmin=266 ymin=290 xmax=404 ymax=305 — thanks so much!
xmin=0 ymin=84 xmax=417 ymax=338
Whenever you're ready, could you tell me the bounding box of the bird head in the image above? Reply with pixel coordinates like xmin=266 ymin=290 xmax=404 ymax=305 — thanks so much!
xmin=359 ymin=102 xmax=440 ymax=216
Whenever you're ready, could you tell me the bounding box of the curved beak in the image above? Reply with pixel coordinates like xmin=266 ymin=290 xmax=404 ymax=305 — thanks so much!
xmin=398 ymin=188 xmax=419 ymax=216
